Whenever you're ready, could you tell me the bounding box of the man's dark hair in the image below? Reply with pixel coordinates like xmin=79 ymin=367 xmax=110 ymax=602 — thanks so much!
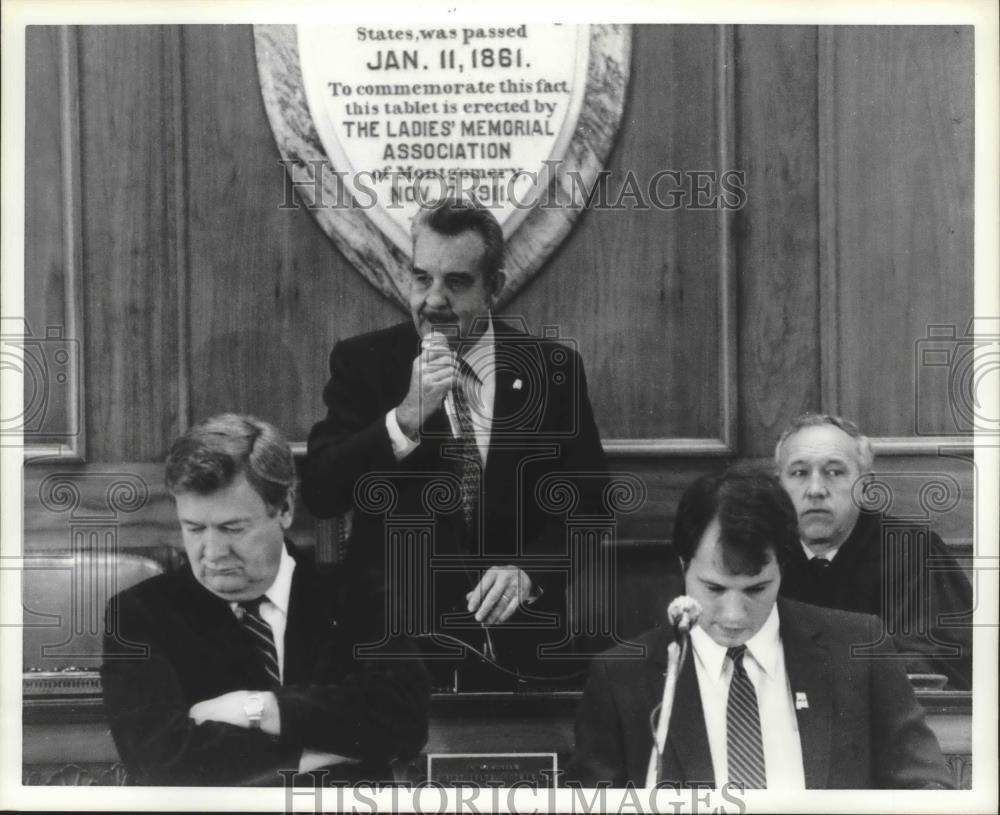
xmin=165 ymin=413 xmax=295 ymax=515
xmin=672 ymin=466 xmax=799 ymax=575
xmin=411 ymin=196 xmax=505 ymax=287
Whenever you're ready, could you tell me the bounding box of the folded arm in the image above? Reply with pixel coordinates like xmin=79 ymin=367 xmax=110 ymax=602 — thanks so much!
xmin=101 ymin=595 xmax=296 ymax=785
xmin=102 ymin=590 xmax=430 ymax=784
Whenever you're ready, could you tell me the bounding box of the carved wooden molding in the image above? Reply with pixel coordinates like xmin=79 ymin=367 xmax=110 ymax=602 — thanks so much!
xmin=22 ymin=762 xmax=130 ymax=787
xmin=24 ymin=27 xmax=86 ymax=462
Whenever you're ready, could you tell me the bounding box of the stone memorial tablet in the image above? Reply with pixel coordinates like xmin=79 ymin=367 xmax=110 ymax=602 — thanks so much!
xmin=255 ymin=24 xmax=631 ymax=307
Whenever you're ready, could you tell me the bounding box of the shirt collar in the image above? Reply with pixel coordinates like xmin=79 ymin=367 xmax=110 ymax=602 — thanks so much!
xmin=800 ymin=538 xmax=841 ymax=562
xmin=230 ymin=543 xmax=295 ymax=616
xmin=690 ymin=603 xmax=782 ymax=681
xmin=745 ymin=604 xmax=782 ymax=679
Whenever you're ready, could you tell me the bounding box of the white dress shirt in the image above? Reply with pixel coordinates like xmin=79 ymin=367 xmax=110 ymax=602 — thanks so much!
xmin=229 ymin=544 xmax=295 ymax=684
xmin=690 ymin=605 xmax=806 ymax=789
xmin=386 ymin=320 xmax=496 ymax=463
xmin=232 ymin=547 xmax=351 ymax=772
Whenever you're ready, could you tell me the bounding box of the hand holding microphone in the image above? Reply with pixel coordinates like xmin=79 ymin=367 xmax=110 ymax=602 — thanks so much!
xmin=396 ymin=330 xmax=456 ymax=439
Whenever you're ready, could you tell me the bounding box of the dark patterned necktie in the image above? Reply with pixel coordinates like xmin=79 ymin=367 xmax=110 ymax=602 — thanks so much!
xmin=808 ymin=556 xmax=833 ymax=602
xmin=726 ymin=645 xmax=766 ymax=789
xmin=452 ymin=360 xmax=482 ymax=530
xmin=238 ymin=596 xmax=281 ymax=688
xmin=809 ymin=556 xmax=832 ymax=574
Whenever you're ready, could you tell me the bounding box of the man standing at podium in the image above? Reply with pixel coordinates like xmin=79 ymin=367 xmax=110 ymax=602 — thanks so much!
xmin=302 ymin=197 xmax=608 ymax=681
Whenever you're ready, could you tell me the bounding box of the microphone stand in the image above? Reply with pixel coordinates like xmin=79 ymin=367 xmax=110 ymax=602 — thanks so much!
xmin=644 ymin=629 xmax=691 ymax=787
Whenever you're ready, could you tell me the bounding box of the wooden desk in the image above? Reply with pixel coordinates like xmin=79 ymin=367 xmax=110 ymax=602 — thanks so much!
xmin=22 ymin=675 xmax=972 ymax=788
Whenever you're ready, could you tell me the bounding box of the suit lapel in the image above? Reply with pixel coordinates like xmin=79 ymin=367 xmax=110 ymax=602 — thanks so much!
xmin=283 ymin=550 xmax=340 ymax=684
xmin=490 ymin=365 xmax=529 ymax=437
xmin=175 ymin=570 xmax=264 ymax=682
xmin=779 ymin=599 xmax=833 ymax=788
xmin=488 ymin=325 xmax=537 ymax=441
xmin=647 ymin=636 xmax=714 ymax=787
xmin=483 ymin=332 xmax=534 ymax=516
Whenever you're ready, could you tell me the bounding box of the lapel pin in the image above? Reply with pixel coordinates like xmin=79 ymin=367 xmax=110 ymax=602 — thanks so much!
xmin=513 ymin=378 xmax=523 ymax=390
xmin=795 ymin=692 xmax=809 ymax=710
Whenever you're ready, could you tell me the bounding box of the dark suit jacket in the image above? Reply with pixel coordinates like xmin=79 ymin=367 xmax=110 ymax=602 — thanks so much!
xmin=100 ymin=542 xmax=430 ymax=786
xmin=302 ymin=319 xmax=609 ymax=672
xmin=566 ymin=598 xmax=953 ymax=789
xmin=780 ymin=511 xmax=973 ymax=690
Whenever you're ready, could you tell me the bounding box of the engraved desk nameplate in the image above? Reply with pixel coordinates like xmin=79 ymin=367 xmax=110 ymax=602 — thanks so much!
xmin=426 ymin=752 xmax=558 ymax=788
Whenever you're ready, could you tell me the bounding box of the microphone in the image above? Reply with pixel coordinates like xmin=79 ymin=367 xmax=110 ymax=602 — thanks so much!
xmin=645 ymin=596 xmax=702 ymax=787
xmin=424 ymin=331 xmax=463 ymax=439
xmin=667 ymin=595 xmax=702 ymax=638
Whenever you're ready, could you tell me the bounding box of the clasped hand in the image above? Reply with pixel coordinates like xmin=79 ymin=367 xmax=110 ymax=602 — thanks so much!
xmin=396 ymin=332 xmax=455 ymax=439
xmin=466 ymin=565 xmax=534 ymax=625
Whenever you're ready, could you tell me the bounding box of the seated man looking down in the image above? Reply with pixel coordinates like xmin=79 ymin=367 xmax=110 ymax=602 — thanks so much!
xmin=775 ymin=413 xmax=972 ymax=690
xmin=101 ymin=414 xmax=429 ymax=785
xmin=567 ymin=467 xmax=952 ymax=789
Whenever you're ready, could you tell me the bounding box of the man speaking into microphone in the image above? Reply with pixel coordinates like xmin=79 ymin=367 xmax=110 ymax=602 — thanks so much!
xmin=302 ymin=197 xmax=607 ymax=683
xmin=567 ymin=467 xmax=952 ymax=789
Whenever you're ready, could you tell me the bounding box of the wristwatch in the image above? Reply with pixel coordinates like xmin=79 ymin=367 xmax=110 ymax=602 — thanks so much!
xmin=243 ymin=693 xmax=264 ymax=729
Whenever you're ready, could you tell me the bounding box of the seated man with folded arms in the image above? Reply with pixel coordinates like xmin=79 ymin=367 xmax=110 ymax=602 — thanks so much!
xmin=101 ymin=414 xmax=429 ymax=785
xmin=567 ymin=468 xmax=951 ymax=789
xmin=775 ymin=413 xmax=972 ymax=690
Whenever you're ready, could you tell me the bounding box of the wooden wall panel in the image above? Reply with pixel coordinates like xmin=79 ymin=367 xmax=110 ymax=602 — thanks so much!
xmin=20 ymin=24 xmax=975 ymax=552
xmin=734 ymin=26 xmax=821 ymax=457
xmin=23 ymin=27 xmax=83 ymax=457
xmin=77 ymin=26 xmax=180 ymax=460
xmin=181 ymin=25 xmax=728 ymax=446
xmin=182 ymin=25 xmax=400 ymax=442
xmin=505 ymin=25 xmax=725 ymax=442
xmin=22 ymin=462 xmax=316 ymax=558
xmin=829 ymin=26 xmax=974 ymax=438
xmin=22 ymin=454 xmax=972 ymax=562
xmin=24 ymin=27 xmax=65 ymax=340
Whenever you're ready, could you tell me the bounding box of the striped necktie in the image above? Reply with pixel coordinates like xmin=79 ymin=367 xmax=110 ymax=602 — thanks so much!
xmin=726 ymin=644 xmax=766 ymax=789
xmin=238 ymin=596 xmax=281 ymax=688
xmin=452 ymin=359 xmax=482 ymax=530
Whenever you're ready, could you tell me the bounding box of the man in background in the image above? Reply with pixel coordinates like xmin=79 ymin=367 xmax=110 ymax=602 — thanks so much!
xmin=568 ymin=467 xmax=952 ymax=789
xmin=302 ymin=197 xmax=608 ymax=684
xmin=775 ymin=413 xmax=972 ymax=689
xmin=101 ymin=414 xmax=429 ymax=785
